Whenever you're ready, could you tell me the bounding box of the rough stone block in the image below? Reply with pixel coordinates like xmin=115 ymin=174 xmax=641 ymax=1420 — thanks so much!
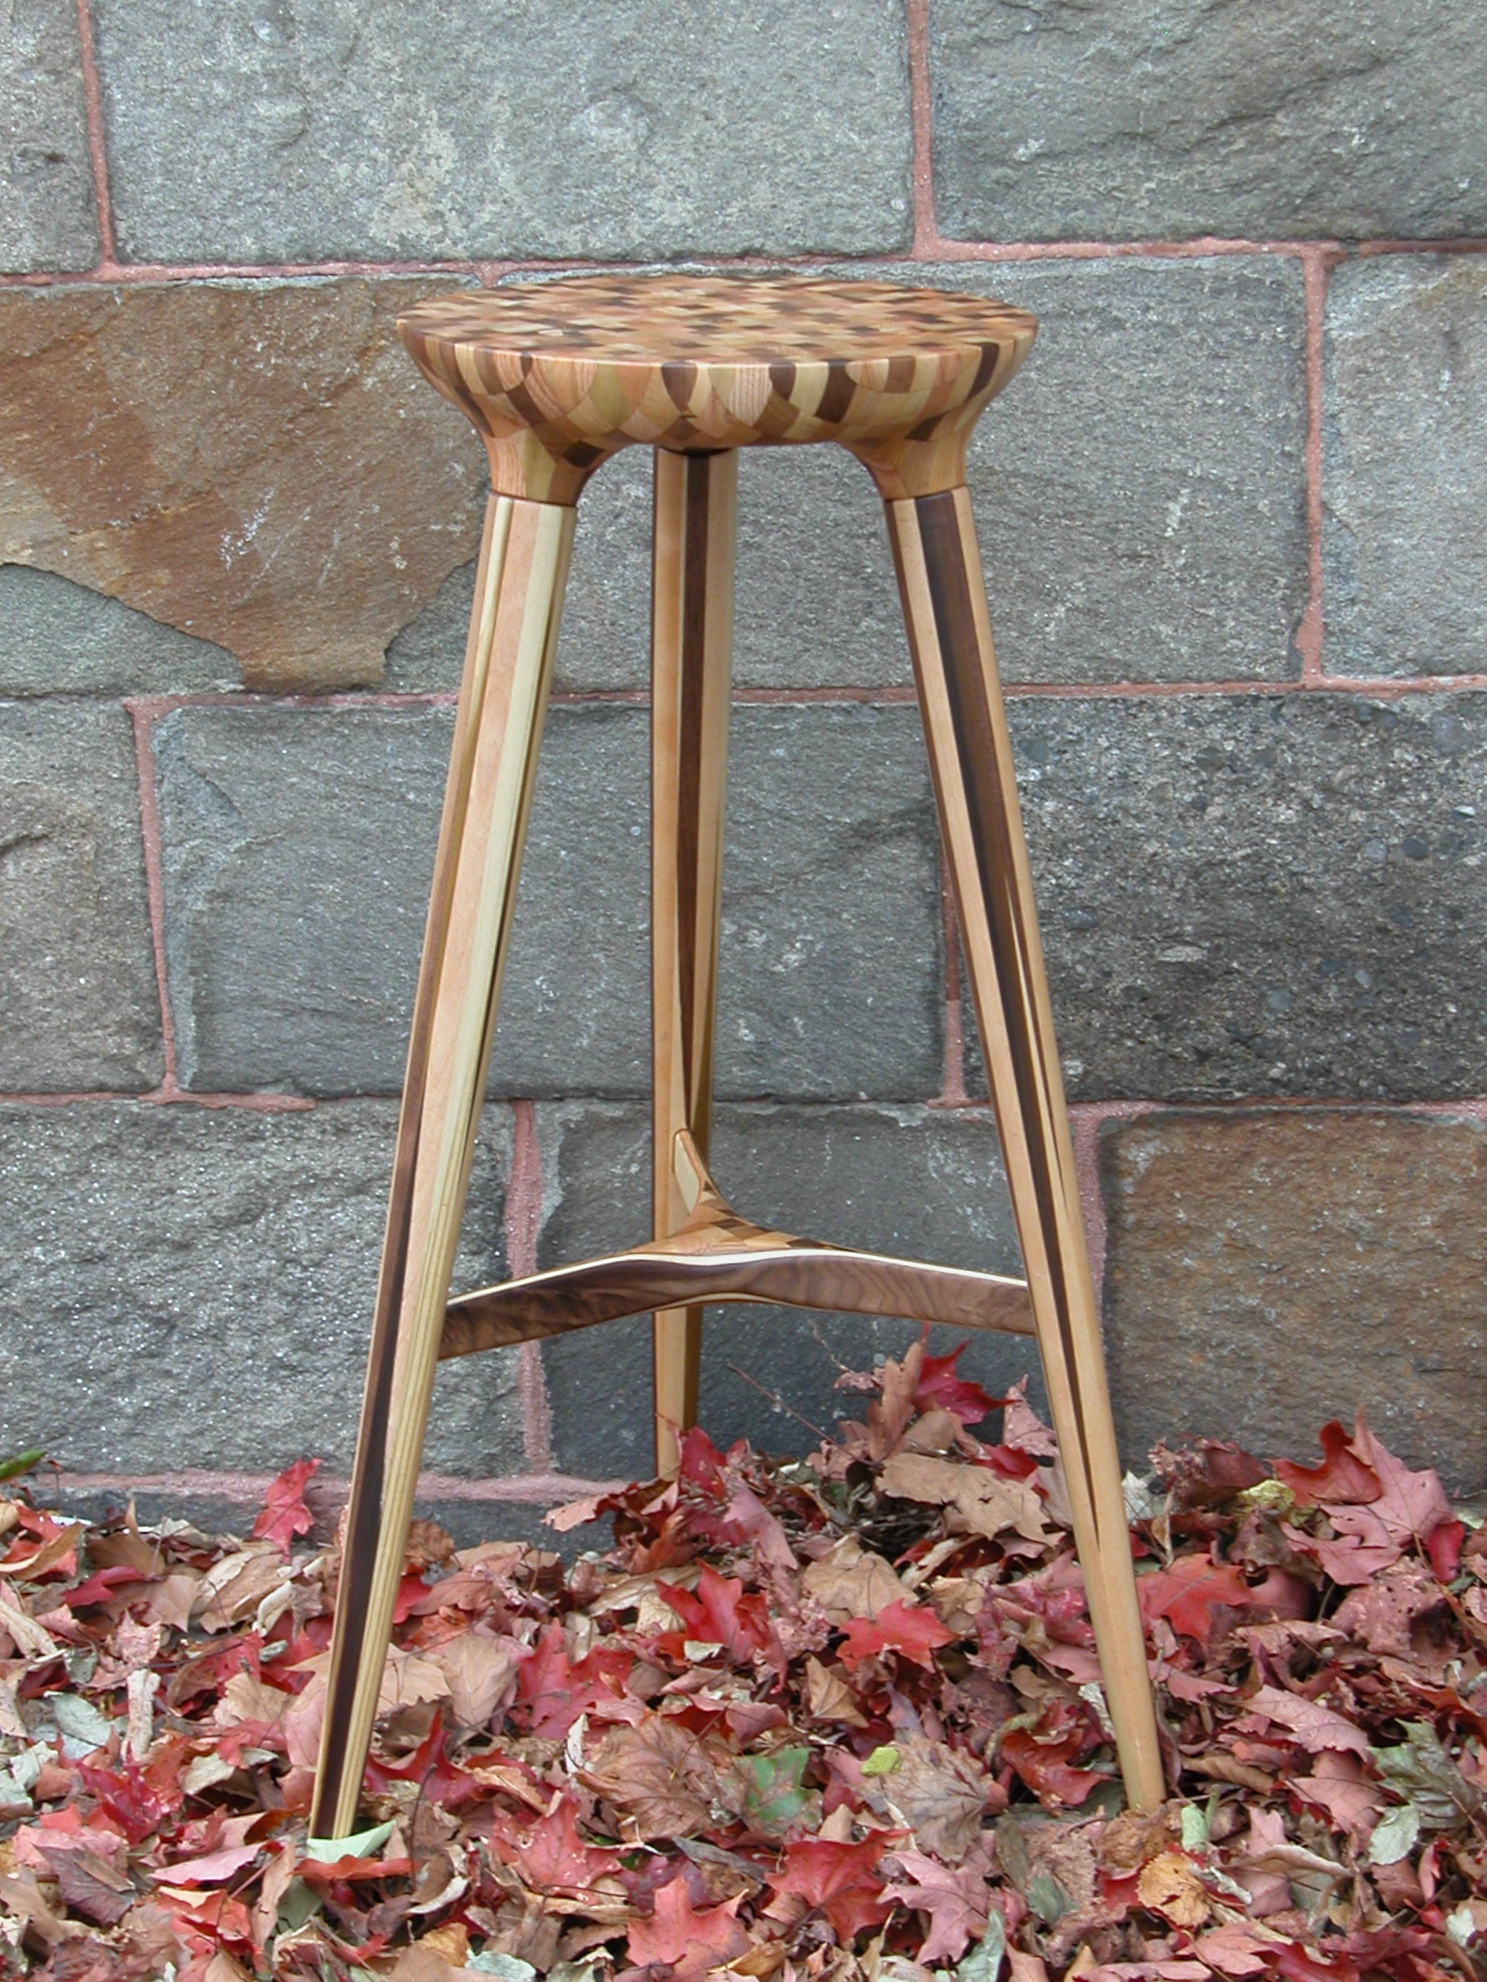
xmin=910 ymin=257 xmax=1307 ymax=683
xmin=931 ymin=0 xmax=1487 ymax=244
xmin=95 ymin=0 xmax=911 ymax=265
xmin=390 ymin=255 xmax=1307 ymax=691
xmin=0 ymin=0 xmax=98 ymax=272
xmin=0 ymin=279 xmax=484 ymax=691
xmin=960 ymin=691 xmax=1487 ymax=1104
xmin=535 ymin=1101 xmax=1036 ymax=1479
xmin=155 ymin=701 xmax=943 ymax=1102
xmin=1324 ymin=257 xmax=1487 ymax=678
xmin=0 ymin=1099 xmax=519 ymax=1475
xmin=0 ymin=568 xmax=236 ymax=695
xmin=33 ymin=1483 xmax=605 ymax=1559
xmin=1100 ymin=1108 xmax=1487 ymax=1493
xmin=0 ymin=697 xmax=162 ymax=1090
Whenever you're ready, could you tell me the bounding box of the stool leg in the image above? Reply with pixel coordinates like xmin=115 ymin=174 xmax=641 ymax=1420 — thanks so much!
xmin=650 ymin=449 xmax=738 ymax=1478
xmin=311 ymin=493 xmax=577 ymax=1839
xmin=882 ymin=484 xmax=1165 ymax=1813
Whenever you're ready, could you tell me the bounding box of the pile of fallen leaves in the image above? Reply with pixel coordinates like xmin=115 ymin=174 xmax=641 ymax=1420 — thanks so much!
xmin=1 ymin=1338 xmax=1485 ymax=1982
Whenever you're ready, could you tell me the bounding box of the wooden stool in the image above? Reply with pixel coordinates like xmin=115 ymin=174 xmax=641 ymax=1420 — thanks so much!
xmin=311 ymin=274 xmax=1164 ymax=1838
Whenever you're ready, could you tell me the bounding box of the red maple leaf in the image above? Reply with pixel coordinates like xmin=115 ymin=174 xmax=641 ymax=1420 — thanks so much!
xmin=626 ymin=1873 xmax=749 ymax=1980
xmin=252 ymin=1457 xmax=320 ymax=1551
xmin=1274 ymin=1420 xmax=1381 ymax=1507
xmin=837 ymin=1598 xmax=953 ymax=1672
xmin=492 ymin=1795 xmax=624 ymax=1892
xmin=1427 ymin=1518 xmax=1464 ymax=1582
xmin=1137 ymin=1551 xmax=1260 ymax=1652
xmin=513 ymin=1622 xmax=633 ymax=1737
xmin=769 ymin=1834 xmax=895 ymax=1941
xmin=1292 ymin=1424 xmax=1455 ymax=1586
xmin=655 ymin=1564 xmax=780 ymax=1666
xmin=913 ymin=1334 xmax=998 ymax=1426
xmin=76 ymin=1752 xmax=182 ymax=1846
xmin=882 ymin=1849 xmax=990 ymax=1963
xmin=360 ymin=1720 xmax=480 ymax=1809
xmin=1000 ymin=1723 xmax=1107 ymax=1808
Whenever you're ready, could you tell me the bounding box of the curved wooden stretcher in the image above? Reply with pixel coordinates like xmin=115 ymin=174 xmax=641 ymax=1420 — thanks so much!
xmin=441 ymin=1132 xmax=1035 ymax=1358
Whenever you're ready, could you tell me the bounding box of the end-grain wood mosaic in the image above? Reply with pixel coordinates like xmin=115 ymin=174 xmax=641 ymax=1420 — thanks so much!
xmin=397 ymin=273 xmax=1036 ymax=501
xmin=313 ymin=273 xmax=1163 ymax=1842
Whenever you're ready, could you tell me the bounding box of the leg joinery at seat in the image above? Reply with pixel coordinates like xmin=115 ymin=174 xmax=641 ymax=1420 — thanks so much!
xmin=310 ymin=493 xmax=576 ymax=1842
xmin=651 ymin=448 xmax=738 ymax=1477
xmin=880 ymin=482 xmax=1166 ymax=1813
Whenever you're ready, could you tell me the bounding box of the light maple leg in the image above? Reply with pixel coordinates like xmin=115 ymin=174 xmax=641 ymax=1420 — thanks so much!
xmin=882 ymin=483 xmax=1165 ymax=1813
xmin=311 ymin=493 xmax=576 ymax=1839
xmin=650 ymin=449 xmax=737 ymax=1478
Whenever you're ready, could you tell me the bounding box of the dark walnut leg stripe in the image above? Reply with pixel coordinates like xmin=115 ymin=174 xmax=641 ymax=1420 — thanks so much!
xmin=650 ymin=449 xmax=737 ymax=1477
xmin=310 ymin=494 xmax=576 ymax=1841
xmin=883 ymin=484 xmax=1165 ymax=1814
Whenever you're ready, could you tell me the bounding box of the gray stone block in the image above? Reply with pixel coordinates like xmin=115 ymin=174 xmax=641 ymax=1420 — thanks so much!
xmin=884 ymin=257 xmax=1308 ymax=684
xmin=0 ymin=568 xmax=237 ymax=696
xmin=0 ymin=0 xmax=98 ymax=272
xmin=94 ymin=0 xmax=911 ymax=264
xmin=155 ymin=700 xmax=943 ymax=1103
xmin=0 ymin=697 xmax=162 ymax=1091
xmin=388 ymin=255 xmax=1307 ymax=691
xmin=534 ymin=1101 xmax=1037 ymax=1479
xmin=930 ymin=0 xmax=1487 ymax=244
xmin=0 ymin=1099 xmax=519 ymax=1475
xmin=966 ymin=691 xmax=1487 ymax=1104
xmin=1324 ymin=256 xmax=1487 ymax=678
xmin=32 ymin=1483 xmax=607 ymax=1559
xmin=1101 ymin=1108 xmax=1487 ymax=1493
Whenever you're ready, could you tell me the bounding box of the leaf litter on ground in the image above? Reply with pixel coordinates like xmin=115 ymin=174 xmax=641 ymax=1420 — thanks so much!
xmin=1 ymin=1335 xmax=1484 ymax=1981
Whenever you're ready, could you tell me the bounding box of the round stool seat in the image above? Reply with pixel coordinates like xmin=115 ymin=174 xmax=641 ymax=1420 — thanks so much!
xmin=398 ymin=273 xmax=1037 ymax=501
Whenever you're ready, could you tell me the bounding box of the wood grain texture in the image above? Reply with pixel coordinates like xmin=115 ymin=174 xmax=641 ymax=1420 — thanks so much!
xmin=315 ymin=273 xmax=1162 ymax=1839
xmin=398 ymin=275 xmax=1036 ymax=501
xmin=882 ymin=484 xmax=1165 ymax=1813
xmin=650 ymin=450 xmax=737 ymax=1476
xmin=442 ymin=1130 xmax=1035 ymax=1356
xmin=310 ymin=492 xmax=574 ymax=1841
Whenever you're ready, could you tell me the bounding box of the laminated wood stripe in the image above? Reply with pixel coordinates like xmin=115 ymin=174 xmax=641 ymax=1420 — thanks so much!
xmin=650 ymin=449 xmax=737 ymax=1474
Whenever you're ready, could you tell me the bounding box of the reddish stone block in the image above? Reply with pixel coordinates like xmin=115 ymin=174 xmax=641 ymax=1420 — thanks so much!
xmin=1100 ymin=1108 xmax=1487 ymax=1493
xmin=0 ymin=278 xmax=484 ymax=690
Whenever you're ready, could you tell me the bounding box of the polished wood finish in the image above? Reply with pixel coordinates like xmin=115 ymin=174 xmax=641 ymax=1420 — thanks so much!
xmin=310 ymin=492 xmax=575 ymax=1841
xmin=398 ymin=275 xmax=1036 ymax=501
xmin=441 ymin=1131 xmax=1035 ymax=1357
xmin=650 ymin=450 xmax=738 ymax=1476
xmin=880 ymin=484 xmax=1165 ymax=1813
xmin=313 ymin=275 xmax=1163 ymax=1843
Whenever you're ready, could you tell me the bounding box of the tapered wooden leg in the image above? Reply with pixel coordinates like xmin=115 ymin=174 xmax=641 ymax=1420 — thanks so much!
xmin=882 ymin=484 xmax=1165 ymax=1813
xmin=651 ymin=449 xmax=737 ymax=1478
xmin=311 ymin=493 xmax=576 ymax=1839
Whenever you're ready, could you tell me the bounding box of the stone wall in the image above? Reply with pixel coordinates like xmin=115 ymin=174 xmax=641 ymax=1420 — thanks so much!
xmin=2 ymin=0 xmax=1484 ymax=1534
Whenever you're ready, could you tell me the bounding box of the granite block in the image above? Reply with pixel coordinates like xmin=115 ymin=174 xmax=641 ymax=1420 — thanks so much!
xmin=931 ymin=0 xmax=1487 ymax=244
xmin=0 ymin=1099 xmax=518 ymax=1475
xmin=1324 ymin=256 xmax=1487 ymax=678
xmin=0 ymin=0 xmax=97 ymax=272
xmin=1101 ymin=1107 xmax=1487 ymax=1493
xmin=155 ymin=701 xmax=944 ymax=1103
xmin=961 ymin=691 xmax=1487 ymax=1103
xmin=95 ymin=0 xmax=911 ymax=264
xmin=0 ymin=696 xmax=162 ymax=1091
